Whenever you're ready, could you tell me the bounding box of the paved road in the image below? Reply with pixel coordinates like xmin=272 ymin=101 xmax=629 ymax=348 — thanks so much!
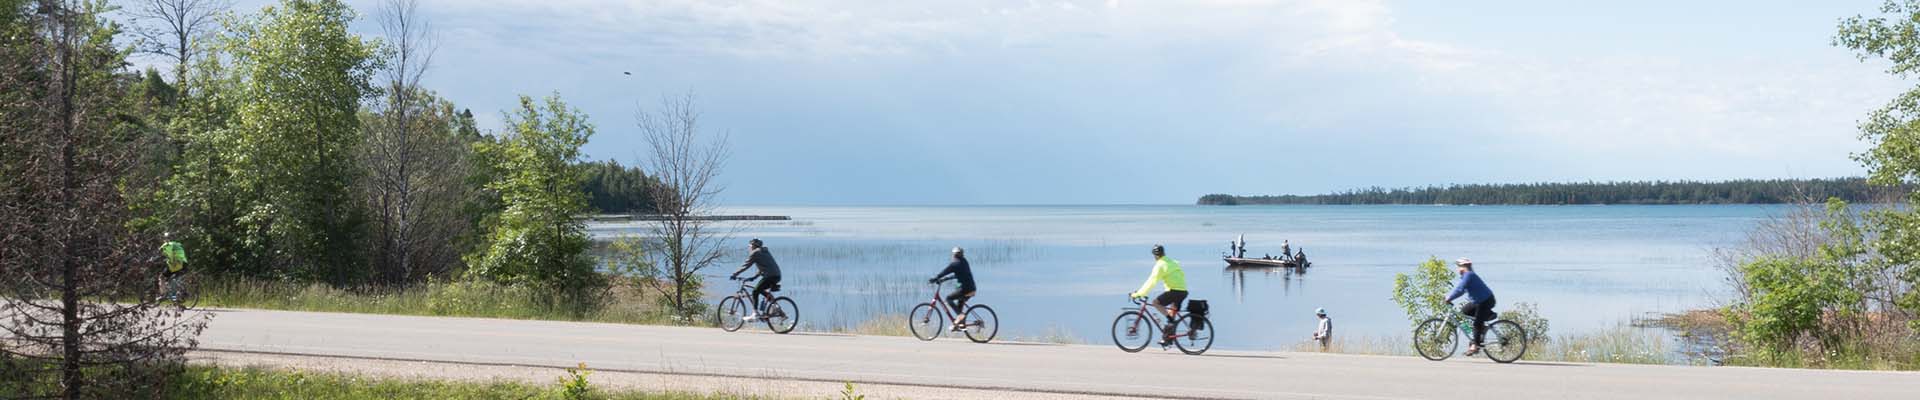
xmin=196 ymin=308 xmax=1919 ymax=400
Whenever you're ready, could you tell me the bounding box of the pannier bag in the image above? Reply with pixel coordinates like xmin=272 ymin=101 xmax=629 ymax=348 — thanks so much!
xmin=1186 ymin=299 xmax=1209 ymax=318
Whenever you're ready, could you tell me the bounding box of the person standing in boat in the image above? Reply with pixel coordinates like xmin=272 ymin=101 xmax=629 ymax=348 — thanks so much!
xmin=1281 ymin=240 xmax=1291 ymax=261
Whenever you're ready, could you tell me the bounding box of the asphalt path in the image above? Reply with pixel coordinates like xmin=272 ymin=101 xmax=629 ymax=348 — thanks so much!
xmin=194 ymin=308 xmax=1920 ymax=399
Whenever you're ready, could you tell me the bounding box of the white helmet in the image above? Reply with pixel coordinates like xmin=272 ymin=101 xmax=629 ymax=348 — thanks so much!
xmin=952 ymin=247 xmax=964 ymax=256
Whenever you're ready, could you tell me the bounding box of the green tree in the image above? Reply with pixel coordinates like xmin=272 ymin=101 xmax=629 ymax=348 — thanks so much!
xmin=217 ymin=0 xmax=382 ymax=283
xmin=467 ymin=94 xmax=598 ymax=299
xmin=1390 ymin=257 xmax=1456 ymax=329
xmin=580 ymin=160 xmax=659 ymax=214
xmin=1 ymin=1 xmax=209 ymax=397
xmin=1837 ymin=0 xmax=1920 ymax=334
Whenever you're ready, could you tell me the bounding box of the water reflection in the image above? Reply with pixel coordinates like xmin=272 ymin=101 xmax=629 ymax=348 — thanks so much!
xmin=1226 ymin=265 xmax=1307 ymax=302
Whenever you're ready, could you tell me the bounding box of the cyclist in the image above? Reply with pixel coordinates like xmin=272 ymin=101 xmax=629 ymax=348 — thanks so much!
xmin=1445 ymin=257 xmax=1497 ymax=356
xmin=1128 ymin=244 xmax=1187 ymax=346
xmin=158 ymin=232 xmax=188 ymax=303
xmin=729 ymin=238 xmax=782 ymax=321
xmin=928 ymin=246 xmax=975 ymax=330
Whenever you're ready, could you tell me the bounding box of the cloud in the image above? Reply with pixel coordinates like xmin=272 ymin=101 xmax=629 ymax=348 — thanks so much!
xmin=313 ymin=0 xmax=1903 ymax=202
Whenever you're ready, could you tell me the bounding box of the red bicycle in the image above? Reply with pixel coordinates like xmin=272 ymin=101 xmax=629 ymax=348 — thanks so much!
xmin=908 ymin=277 xmax=998 ymax=343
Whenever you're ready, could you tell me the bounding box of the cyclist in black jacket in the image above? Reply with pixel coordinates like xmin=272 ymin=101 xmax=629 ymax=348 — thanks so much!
xmin=730 ymin=238 xmax=782 ymax=321
xmin=930 ymin=247 xmax=976 ymax=329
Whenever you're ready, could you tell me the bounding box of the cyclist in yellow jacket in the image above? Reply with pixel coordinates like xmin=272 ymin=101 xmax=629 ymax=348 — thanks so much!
xmin=1130 ymin=244 xmax=1188 ymax=342
xmin=159 ymin=232 xmax=188 ymax=302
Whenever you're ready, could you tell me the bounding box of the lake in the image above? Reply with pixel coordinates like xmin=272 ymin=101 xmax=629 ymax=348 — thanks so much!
xmin=588 ymin=205 xmax=1778 ymax=351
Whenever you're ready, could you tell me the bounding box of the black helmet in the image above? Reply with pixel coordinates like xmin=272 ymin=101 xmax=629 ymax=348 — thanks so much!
xmin=749 ymin=238 xmax=763 ymax=248
xmin=1151 ymin=244 xmax=1165 ymax=256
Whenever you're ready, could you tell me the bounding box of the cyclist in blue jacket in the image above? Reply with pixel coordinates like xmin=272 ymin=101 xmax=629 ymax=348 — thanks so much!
xmin=1445 ymin=257 xmax=1496 ymax=356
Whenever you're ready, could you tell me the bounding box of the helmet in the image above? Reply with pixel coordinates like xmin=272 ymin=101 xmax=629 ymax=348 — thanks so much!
xmin=749 ymin=238 xmax=763 ymax=248
xmin=1151 ymin=245 xmax=1165 ymax=256
xmin=952 ymin=247 xmax=964 ymax=256
xmin=1455 ymin=257 xmax=1472 ymax=267
xmin=1315 ymin=307 xmax=1326 ymax=315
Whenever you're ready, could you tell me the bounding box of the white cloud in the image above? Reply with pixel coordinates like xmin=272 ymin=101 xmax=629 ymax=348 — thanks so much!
xmin=391 ymin=0 xmax=1895 ymax=186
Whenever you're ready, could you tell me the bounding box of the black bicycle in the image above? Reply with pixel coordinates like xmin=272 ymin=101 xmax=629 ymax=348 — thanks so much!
xmin=1110 ymin=297 xmax=1213 ymax=355
xmin=715 ymin=276 xmax=798 ymax=334
xmin=908 ymin=277 xmax=998 ymax=343
xmin=1413 ymin=305 xmax=1527 ymax=363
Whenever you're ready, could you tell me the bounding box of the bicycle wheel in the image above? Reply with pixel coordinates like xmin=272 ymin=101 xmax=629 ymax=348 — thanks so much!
xmin=1413 ymin=318 xmax=1457 ymax=361
xmin=765 ymin=297 xmax=799 ymax=334
xmin=1483 ymin=320 xmax=1528 ymax=364
xmin=908 ymin=303 xmax=941 ymax=341
xmin=716 ymin=296 xmax=747 ymax=332
xmin=962 ymin=304 xmax=998 ymax=344
xmin=1172 ymin=315 xmax=1214 ymax=355
xmin=1110 ymin=311 xmax=1154 ymax=353
xmin=179 ymin=275 xmax=200 ymax=311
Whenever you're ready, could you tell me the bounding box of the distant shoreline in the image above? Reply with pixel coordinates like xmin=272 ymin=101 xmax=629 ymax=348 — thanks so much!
xmin=1199 ymin=178 xmax=1902 ymax=206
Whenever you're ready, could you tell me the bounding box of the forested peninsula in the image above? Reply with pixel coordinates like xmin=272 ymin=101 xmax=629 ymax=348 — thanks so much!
xmin=1198 ymin=178 xmax=1898 ymax=205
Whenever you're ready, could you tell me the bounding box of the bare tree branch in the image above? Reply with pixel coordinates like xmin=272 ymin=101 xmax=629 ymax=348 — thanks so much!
xmin=126 ymin=0 xmax=231 ymax=83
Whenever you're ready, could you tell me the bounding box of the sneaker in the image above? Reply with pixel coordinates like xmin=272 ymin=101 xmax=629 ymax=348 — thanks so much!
xmin=1464 ymin=345 xmax=1482 ymax=357
xmin=742 ymin=313 xmax=759 ymax=322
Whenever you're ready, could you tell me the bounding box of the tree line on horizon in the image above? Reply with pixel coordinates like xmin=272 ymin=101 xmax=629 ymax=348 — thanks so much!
xmin=1197 ymin=178 xmax=1900 ymax=205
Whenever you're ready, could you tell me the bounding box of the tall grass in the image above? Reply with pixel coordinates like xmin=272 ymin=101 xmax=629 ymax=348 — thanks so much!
xmin=198 ymin=277 xmax=682 ymax=325
xmin=1300 ymin=325 xmax=1682 ymax=365
xmin=168 ymin=365 xmax=769 ymax=400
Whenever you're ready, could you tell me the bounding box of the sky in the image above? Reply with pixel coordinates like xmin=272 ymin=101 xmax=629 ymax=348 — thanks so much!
xmin=161 ymin=0 xmax=1912 ymax=205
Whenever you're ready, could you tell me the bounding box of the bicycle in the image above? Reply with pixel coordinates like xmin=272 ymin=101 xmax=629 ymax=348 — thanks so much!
xmin=715 ymin=276 xmax=798 ymax=334
xmin=907 ymin=277 xmax=998 ymax=343
xmin=1110 ymin=297 xmax=1213 ymax=355
xmin=152 ymin=269 xmax=199 ymax=311
xmin=1413 ymin=305 xmax=1527 ymax=363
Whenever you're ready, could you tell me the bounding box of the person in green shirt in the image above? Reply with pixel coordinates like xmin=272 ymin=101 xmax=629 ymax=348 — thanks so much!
xmin=159 ymin=233 xmax=188 ymax=302
xmin=1129 ymin=244 xmax=1188 ymax=344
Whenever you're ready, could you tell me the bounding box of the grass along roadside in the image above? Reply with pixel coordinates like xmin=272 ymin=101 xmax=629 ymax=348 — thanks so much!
xmin=1290 ymin=322 xmax=1691 ymax=365
xmin=168 ymin=364 xmax=782 ymax=400
xmin=198 ymin=276 xmax=1084 ymax=344
xmin=196 ymin=277 xmax=680 ymax=325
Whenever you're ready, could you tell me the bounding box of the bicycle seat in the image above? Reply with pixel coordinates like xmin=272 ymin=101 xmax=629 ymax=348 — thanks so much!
xmin=769 ymin=283 xmax=782 ymax=292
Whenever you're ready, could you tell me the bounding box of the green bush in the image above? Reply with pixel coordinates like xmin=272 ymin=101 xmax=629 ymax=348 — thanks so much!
xmin=557 ymin=363 xmax=593 ymax=400
xmin=1389 ymin=257 xmax=1456 ymax=328
xmin=1500 ymin=302 xmax=1552 ymax=357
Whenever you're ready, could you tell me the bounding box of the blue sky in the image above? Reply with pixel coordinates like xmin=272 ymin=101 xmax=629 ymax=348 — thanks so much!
xmin=187 ymin=0 xmax=1908 ymax=204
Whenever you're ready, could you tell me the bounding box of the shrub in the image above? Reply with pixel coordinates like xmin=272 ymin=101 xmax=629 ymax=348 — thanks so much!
xmin=1389 ymin=257 xmax=1456 ymax=328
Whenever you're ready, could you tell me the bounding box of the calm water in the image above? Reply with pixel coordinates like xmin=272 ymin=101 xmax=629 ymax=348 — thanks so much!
xmin=589 ymin=205 xmax=1776 ymax=351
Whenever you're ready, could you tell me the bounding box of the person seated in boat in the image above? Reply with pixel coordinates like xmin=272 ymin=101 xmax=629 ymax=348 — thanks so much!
xmin=1295 ymin=249 xmax=1308 ymax=265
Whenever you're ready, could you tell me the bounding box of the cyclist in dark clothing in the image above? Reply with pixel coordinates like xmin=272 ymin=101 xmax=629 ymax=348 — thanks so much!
xmin=930 ymin=247 xmax=976 ymax=328
xmin=1445 ymin=257 xmax=1497 ymax=356
xmin=730 ymin=238 xmax=782 ymax=320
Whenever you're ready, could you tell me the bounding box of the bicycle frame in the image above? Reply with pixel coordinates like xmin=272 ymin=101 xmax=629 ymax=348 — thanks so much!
xmin=1123 ymin=298 xmax=1189 ymax=336
xmin=733 ymin=277 xmax=774 ymax=311
xmin=923 ymin=280 xmax=968 ymax=323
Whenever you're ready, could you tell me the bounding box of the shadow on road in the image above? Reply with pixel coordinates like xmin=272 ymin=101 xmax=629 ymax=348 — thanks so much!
xmin=1199 ymin=353 xmax=1289 ymax=360
xmin=980 ymin=341 xmax=1067 ymax=347
xmin=1509 ymin=361 xmax=1589 ymax=367
xmin=752 ymin=331 xmax=857 ymax=338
